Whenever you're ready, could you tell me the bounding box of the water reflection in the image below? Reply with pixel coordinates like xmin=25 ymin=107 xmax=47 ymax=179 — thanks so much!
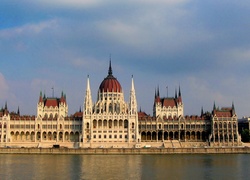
xmin=0 ymin=154 xmax=249 ymax=180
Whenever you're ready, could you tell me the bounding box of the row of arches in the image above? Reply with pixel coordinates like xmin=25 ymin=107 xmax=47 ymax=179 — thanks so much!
xmin=141 ymin=131 xmax=207 ymax=141
xmin=212 ymin=134 xmax=238 ymax=142
xmin=0 ymin=123 xmax=7 ymax=128
xmin=214 ymin=122 xmax=237 ymax=129
xmin=10 ymin=131 xmax=80 ymax=142
xmin=91 ymin=120 xmax=133 ymax=129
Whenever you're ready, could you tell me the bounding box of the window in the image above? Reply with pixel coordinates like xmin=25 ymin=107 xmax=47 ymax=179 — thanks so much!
xmin=109 ymin=135 xmax=112 ymax=139
xmin=94 ymin=135 xmax=96 ymax=139
xmin=124 ymin=120 xmax=128 ymax=128
xmin=120 ymin=135 xmax=122 ymax=138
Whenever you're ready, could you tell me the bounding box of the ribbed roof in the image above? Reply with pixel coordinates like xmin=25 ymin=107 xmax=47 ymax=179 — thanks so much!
xmin=99 ymin=61 xmax=122 ymax=93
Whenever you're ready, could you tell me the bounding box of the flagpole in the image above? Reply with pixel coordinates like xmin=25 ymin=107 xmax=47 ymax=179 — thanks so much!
xmin=52 ymin=87 xmax=54 ymax=98
xmin=166 ymin=86 xmax=168 ymax=98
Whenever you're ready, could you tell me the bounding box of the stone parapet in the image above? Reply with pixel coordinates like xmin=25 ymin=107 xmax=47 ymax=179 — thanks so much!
xmin=0 ymin=147 xmax=249 ymax=154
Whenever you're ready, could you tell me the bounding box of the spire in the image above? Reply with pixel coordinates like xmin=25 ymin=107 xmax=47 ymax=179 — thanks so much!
xmin=213 ymin=101 xmax=216 ymax=110
xmin=175 ymin=88 xmax=177 ymax=99
xmin=84 ymin=75 xmax=92 ymax=115
xmin=5 ymin=101 xmax=7 ymax=110
xmin=131 ymin=75 xmax=135 ymax=91
xmin=79 ymin=106 xmax=82 ymax=112
xmin=17 ymin=106 xmax=20 ymax=115
xmin=201 ymin=106 xmax=204 ymax=116
xmin=157 ymin=85 xmax=160 ymax=97
xmin=108 ymin=59 xmax=112 ymax=76
xmin=130 ymin=75 xmax=137 ymax=115
xmin=232 ymin=101 xmax=235 ymax=114
xmin=178 ymin=85 xmax=181 ymax=97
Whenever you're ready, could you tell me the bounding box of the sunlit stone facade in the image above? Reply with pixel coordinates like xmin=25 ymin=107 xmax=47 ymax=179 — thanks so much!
xmin=82 ymin=62 xmax=140 ymax=148
xmin=0 ymin=62 xmax=242 ymax=148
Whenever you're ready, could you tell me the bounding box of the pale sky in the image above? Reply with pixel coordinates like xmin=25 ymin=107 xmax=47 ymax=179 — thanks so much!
xmin=1 ymin=0 xmax=250 ymax=117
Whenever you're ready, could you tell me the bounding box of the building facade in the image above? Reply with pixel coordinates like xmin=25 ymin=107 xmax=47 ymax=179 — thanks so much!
xmin=82 ymin=62 xmax=140 ymax=148
xmin=0 ymin=62 xmax=243 ymax=148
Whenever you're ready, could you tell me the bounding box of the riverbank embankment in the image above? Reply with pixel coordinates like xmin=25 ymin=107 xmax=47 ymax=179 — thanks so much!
xmin=0 ymin=147 xmax=250 ymax=155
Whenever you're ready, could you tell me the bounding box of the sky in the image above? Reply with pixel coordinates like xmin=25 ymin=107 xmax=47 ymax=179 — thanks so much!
xmin=1 ymin=0 xmax=250 ymax=118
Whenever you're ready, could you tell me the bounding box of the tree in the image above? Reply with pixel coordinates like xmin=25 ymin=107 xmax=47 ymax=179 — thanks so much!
xmin=241 ymin=129 xmax=250 ymax=142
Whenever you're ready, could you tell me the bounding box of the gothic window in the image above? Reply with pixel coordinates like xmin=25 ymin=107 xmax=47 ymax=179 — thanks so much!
xmin=103 ymin=120 xmax=107 ymax=127
xmin=87 ymin=123 xmax=90 ymax=129
xmin=214 ymin=123 xmax=217 ymax=129
xmin=117 ymin=104 xmax=120 ymax=114
xmin=124 ymin=120 xmax=128 ymax=128
xmin=109 ymin=120 xmax=112 ymax=128
xmin=109 ymin=103 xmax=113 ymax=113
xmin=132 ymin=123 xmax=135 ymax=129
xmin=98 ymin=120 xmax=102 ymax=128
xmin=114 ymin=120 xmax=118 ymax=127
xmin=93 ymin=120 xmax=97 ymax=128
xmin=119 ymin=120 xmax=123 ymax=127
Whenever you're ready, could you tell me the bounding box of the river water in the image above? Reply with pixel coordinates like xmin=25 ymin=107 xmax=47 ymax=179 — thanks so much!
xmin=0 ymin=154 xmax=249 ymax=180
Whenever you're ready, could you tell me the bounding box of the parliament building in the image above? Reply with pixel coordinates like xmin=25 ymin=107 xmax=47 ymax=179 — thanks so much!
xmin=0 ymin=62 xmax=242 ymax=148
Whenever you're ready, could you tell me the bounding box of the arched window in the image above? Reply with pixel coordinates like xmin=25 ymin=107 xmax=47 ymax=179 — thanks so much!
xmin=132 ymin=123 xmax=135 ymax=129
xmin=87 ymin=123 xmax=90 ymax=129
xmin=119 ymin=120 xmax=123 ymax=127
xmin=93 ymin=120 xmax=97 ymax=128
xmin=98 ymin=120 xmax=102 ymax=128
xmin=124 ymin=120 xmax=128 ymax=128
xmin=117 ymin=104 xmax=120 ymax=114
xmin=109 ymin=120 xmax=112 ymax=128
xmin=109 ymin=103 xmax=112 ymax=113
xmin=103 ymin=120 xmax=107 ymax=127
xmin=114 ymin=120 xmax=118 ymax=127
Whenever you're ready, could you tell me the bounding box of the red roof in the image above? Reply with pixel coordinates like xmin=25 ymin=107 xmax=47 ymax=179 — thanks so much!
xmin=162 ymin=98 xmax=177 ymax=108
xmin=213 ymin=108 xmax=233 ymax=117
xmin=44 ymin=98 xmax=60 ymax=107
xmin=99 ymin=61 xmax=122 ymax=93
xmin=99 ymin=75 xmax=122 ymax=93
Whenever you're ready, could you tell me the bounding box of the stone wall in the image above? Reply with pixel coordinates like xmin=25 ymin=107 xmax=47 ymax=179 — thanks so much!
xmin=0 ymin=147 xmax=249 ymax=154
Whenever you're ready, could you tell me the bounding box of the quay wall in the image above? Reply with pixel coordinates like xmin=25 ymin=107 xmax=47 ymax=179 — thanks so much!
xmin=0 ymin=147 xmax=250 ymax=155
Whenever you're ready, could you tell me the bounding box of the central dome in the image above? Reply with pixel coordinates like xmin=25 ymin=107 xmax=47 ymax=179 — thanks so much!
xmin=99 ymin=61 xmax=122 ymax=93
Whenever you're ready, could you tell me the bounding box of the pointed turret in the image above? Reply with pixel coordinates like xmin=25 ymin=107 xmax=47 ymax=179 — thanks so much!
xmin=5 ymin=101 xmax=8 ymax=110
xmin=178 ymin=85 xmax=182 ymax=97
xmin=84 ymin=75 xmax=93 ymax=115
xmin=108 ymin=60 xmax=112 ymax=76
xmin=178 ymin=85 xmax=182 ymax=103
xmin=129 ymin=75 xmax=137 ymax=115
xmin=201 ymin=106 xmax=204 ymax=117
xmin=213 ymin=101 xmax=216 ymax=110
xmin=38 ymin=91 xmax=44 ymax=105
xmin=232 ymin=102 xmax=235 ymax=115
xmin=157 ymin=85 xmax=160 ymax=97
xmin=17 ymin=106 xmax=20 ymax=115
